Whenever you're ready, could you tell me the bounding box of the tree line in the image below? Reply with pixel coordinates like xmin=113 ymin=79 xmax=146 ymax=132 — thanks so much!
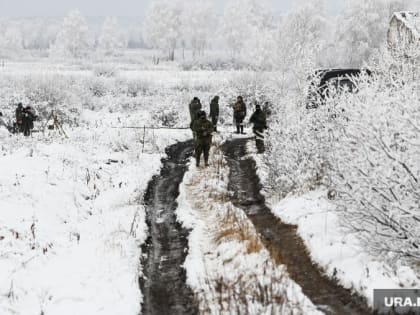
xmin=0 ymin=0 xmax=419 ymax=67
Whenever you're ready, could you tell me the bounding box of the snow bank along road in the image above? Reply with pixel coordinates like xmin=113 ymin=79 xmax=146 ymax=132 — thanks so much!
xmin=223 ymin=138 xmax=371 ymax=315
xmin=140 ymin=140 xmax=198 ymax=315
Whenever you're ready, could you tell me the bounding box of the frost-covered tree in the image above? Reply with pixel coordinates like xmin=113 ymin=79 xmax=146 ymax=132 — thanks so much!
xmin=97 ymin=17 xmax=126 ymax=56
xmin=0 ymin=26 xmax=24 ymax=53
xmin=180 ymin=0 xmax=216 ymax=58
xmin=221 ymin=0 xmax=273 ymax=57
xmin=142 ymin=0 xmax=183 ymax=61
xmin=276 ymin=0 xmax=330 ymax=72
xmin=51 ymin=10 xmax=91 ymax=59
xmin=335 ymin=0 xmax=406 ymax=66
xmin=21 ymin=19 xmax=54 ymax=50
xmin=0 ymin=20 xmax=23 ymax=54
xmin=324 ymin=54 xmax=420 ymax=264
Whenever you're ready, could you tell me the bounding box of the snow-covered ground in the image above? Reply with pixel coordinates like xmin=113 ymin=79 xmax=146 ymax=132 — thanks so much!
xmin=0 ymin=109 xmax=189 ymax=315
xmin=177 ymin=134 xmax=323 ymax=315
xmin=0 ymin=59 xmax=264 ymax=315
xmin=249 ymin=143 xmax=420 ymax=307
xmin=4 ymin=57 xmax=415 ymax=314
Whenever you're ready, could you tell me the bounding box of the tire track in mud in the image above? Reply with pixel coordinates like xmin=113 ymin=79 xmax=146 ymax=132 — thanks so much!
xmin=223 ymin=138 xmax=371 ymax=315
xmin=140 ymin=140 xmax=198 ymax=315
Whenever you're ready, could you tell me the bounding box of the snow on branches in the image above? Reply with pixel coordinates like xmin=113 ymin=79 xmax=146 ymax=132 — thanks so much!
xmin=265 ymin=52 xmax=420 ymax=268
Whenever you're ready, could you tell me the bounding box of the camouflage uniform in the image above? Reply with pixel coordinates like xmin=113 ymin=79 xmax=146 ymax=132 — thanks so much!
xmin=189 ymin=97 xmax=202 ymax=123
xmin=209 ymin=96 xmax=219 ymax=131
xmin=233 ymin=97 xmax=247 ymax=134
xmin=15 ymin=103 xmax=23 ymax=133
xmin=191 ymin=113 xmax=213 ymax=167
xmin=189 ymin=97 xmax=202 ymax=140
xmin=249 ymin=105 xmax=267 ymax=153
xmin=22 ymin=106 xmax=36 ymax=137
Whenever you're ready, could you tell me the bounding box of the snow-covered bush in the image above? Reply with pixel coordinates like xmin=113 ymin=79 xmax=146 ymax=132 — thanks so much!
xmin=265 ymin=50 xmax=420 ymax=267
xmin=152 ymin=108 xmax=180 ymax=127
xmin=0 ymin=74 xmax=84 ymax=125
xmin=24 ymin=75 xmax=67 ymax=108
xmin=92 ymin=63 xmax=118 ymax=78
xmin=179 ymin=55 xmax=252 ymax=71
xmin=87 ymin=77 xmax=109 ymax=97
xmin=327 ymin=53 xmax=420 ymax=265
xmin=264 ymin=92 xmax=331 ymax=196
xmin=126 ymin=79 xmax=150 ymax=97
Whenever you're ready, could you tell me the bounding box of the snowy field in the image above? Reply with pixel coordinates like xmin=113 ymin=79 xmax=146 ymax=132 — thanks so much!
xmin=0 ymin=60 xmax=205 ymax=314
xmin=1 ymin=49 xmax=419 ymax=314
xmin=0 ymin=60 xmax=275 ymax=315
xmin=0 ymin=58 xmax=318 ymax=314
xmin=0 ymin=107 xmax=190 ymax=314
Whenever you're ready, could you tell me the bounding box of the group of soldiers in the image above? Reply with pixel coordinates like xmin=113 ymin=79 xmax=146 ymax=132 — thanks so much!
xmin=0 ymin=103 xmax=37 ymax=136
xmin=189 ymin=95 xmax=268 ymax=167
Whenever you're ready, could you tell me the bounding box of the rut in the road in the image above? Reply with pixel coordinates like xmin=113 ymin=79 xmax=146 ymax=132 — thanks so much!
xmin=140 ymin=140 xmax=198 ymax=315
xmin=223 ymin=138 xmax=371 ymax=315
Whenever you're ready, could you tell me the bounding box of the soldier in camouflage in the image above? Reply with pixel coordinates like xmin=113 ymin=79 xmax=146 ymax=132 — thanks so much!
xmin=249 ymin=104 xmax=268 ymax=153
xmin=189 ymin=97 xmax=202 ymax=123
xmin=209 ymin=96 xmax=219 ymax=132
xmin=15 ymin=103 xmax=23 ymax=133
xmin=233 ymin=96 xmax=247 ymax=134
xmin=22 ymin=106 xmax=37 ymax=137
xmin=189 ymin=97 xmax=202 ymax=140
xmin=191 ymin=110 xmax=213 ymax=167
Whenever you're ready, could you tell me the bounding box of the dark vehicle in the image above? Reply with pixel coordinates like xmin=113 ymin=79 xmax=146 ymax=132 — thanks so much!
xmin=306 ymin=68 xmax=372 ymax=109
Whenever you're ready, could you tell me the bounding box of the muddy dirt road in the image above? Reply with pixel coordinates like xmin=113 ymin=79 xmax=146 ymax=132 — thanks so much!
xmin=223 ymin=138 xmax=371 ymax=315
xmin=140 ymin=140 xmax=198 ymax=315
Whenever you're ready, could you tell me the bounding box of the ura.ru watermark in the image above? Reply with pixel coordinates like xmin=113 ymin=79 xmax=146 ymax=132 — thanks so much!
xmin=374 ymin=289 xmax=420 ymax=314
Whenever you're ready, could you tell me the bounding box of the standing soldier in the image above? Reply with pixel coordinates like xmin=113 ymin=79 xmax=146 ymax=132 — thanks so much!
xmin=22 ymin=106 xmax=37 ymax=137
xmin=15 ymin=103 xmax=23 ymax=133
xmin=191 ymin=110 xmax=213 ymax=167
xmin=233 ymin=96 xmax=247 ymax=134
xmin=189 ymin=97 xmax=202 ymax=140
xmin=189 ymin=97 xmax=202 ymax=124
xmin=249 ymin=104 xmax=268 ymax=153
xmin=209 ymin=95 xmax=219 ymax=132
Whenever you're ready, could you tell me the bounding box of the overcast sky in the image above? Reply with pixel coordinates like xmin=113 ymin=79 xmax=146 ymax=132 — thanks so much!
xmin=0 ymin=0 xmax=343 ymax=18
